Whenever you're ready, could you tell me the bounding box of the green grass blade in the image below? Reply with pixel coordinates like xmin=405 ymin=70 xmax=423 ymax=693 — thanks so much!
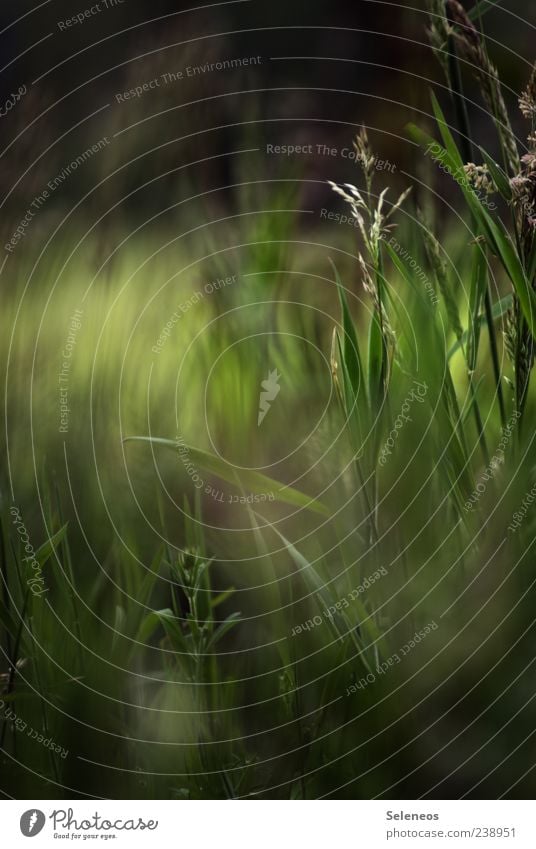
xmin=367 ymin=311 xmax=384 ymax=416
xmin=479 ymin=148 xmax=512 ymax=200
xmin=408 ymin=112 xmax=536 ymax=339
xmin=205 ymin=612 xmax=241 ymax=651
xmin=136 ymin=607 xmax=187 ymax=651
xmin=336 ymin=331 xmax=363 ymax=450
xmin=448 ymin=293 xmax=512 ymax=360
xmin=467 ymin=243 xmax=488 ymax=372
xmin=34 ymin=523 xmax=69 ymax=567
xmin=267 ymin=523 xmax=373 ymax=673
xmin=329 ymin=258 xmax=366 ymax=405
xmin=123 ymin=437 xmax=330 ymax=517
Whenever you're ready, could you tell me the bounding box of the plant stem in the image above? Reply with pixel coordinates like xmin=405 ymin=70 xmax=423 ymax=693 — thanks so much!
xmin=447 ymin=27 xmax=507 ymax=430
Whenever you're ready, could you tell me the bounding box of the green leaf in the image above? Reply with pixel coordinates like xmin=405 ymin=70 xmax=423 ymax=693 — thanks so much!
xmin=0 ymin=600 xmax=18 ymax=641
xmin=467 ymin=243 xmax=488 ymax=371
xmin=448 ymin=293 xmax=512 ymax=360
xmin=136 ymin=607 xmax=186 ymax=651
xmin=384 ymin=241 xmax=443 ymax=341
xmin=137 ymin=546 xmax=164 ymax=609
xmin=408 ymin=106 xmax=536 ymax=340
xmin=336 ymin=331 xmax=364 ymax=452
xmin=329 ymin=258 xmax=366 ymax=405
xmin=205 ymin=612 xmax=241 ymax=651
xmin=429 ymin=93 xmax=464 ymax=169
xmin=381 ymin=247 xmax=433 ymax=366
xmin=429 ymin=94 xmax=528 ymax=301
xmin=112 ymin=605 xmax=126 ymax=649
xmin=210 ymin=588 xmax=236 ymax=609
xmin=461 ymin=376 xmax=486 ymax=425
xmin=479 ymin=148 xmax=512 ymax=201
xmin=527 ymin=233 xmax=536 ymax=283
xmin=34 ymin=523 xmax=69 ymax=567
xmin=266 ymin=522 xmax=373 ymax=673
xmin=123 ymin=437 xmax=330 ymax=517
xmin=243 ymin=503 xmax=292 ymax=669
xmin=367 ymin=311 xmax=384 ymax=416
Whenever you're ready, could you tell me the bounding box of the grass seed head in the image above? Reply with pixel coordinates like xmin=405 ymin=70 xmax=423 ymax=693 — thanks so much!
xmin=519 ymin=63 xmax=536 ymax=121
xmin=446 ymin=0 xmax=520 ymax=174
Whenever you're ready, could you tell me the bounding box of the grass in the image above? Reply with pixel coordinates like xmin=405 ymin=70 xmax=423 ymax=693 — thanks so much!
xmin=1 ymin=0 xmax=536 ymax=799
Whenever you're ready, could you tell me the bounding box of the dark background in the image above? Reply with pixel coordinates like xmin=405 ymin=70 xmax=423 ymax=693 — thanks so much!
xmin=0 ymin=0 xmax=533 ymax=223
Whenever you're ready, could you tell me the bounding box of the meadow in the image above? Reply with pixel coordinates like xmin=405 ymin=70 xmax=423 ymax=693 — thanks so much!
xmin=1 ymin=0 xmax=536 ymax=799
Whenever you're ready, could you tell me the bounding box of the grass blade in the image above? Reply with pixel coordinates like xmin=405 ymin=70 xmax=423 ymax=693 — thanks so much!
xmin=123 ymin=437 xmax=330 ymax=517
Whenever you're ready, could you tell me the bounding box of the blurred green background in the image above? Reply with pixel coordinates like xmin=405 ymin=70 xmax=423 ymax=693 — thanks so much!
xmin=1 ymin=0 xmax=536 ymax=800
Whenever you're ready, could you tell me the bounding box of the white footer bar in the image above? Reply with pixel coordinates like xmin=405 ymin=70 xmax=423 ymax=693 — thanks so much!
xmin=2 ymin=800 xmax=533 ymax=848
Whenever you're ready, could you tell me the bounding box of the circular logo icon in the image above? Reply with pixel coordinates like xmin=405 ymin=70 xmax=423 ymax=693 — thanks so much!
xmin=20 ymin=810 xmax=46 ymax=837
